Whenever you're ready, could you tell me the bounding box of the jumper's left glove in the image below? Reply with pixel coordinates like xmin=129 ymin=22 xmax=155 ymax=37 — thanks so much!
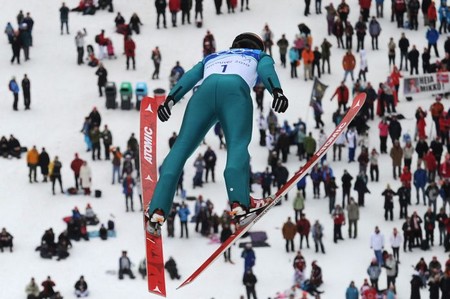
xmin=157 ymin=96 xmax=175 ymax=122
xmin=271 ymin=88 xmax=289 ymax=113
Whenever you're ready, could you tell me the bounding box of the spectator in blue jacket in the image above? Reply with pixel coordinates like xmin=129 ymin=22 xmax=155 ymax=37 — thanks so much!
xmin=375 ymin=0 xmax=384 ymax=18
xmin=289 ymin=46 xmax=299 ymax=78
xmin=8 ymin=77 xmax=19 ymax=111
xmin=241 ymin=243 xmax=256 ymax=272
xmin=178 ymin=202 xmax=190 ymax=238
xmin=413 ymin=164 xmax=427 ymax=205
xmin=439 ymin=3 xmax=449 ymax=34
xmin=296 ymin=175 xmax=307 ymax=198
xmin=345 ymin=281 xmax=359 ymax=299
xmin=426 ymin=25 xmax=440 ymax=57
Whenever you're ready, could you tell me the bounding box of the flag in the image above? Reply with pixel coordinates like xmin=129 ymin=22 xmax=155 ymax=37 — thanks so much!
xmin=310 ymin=77 xmax=328 ymax=105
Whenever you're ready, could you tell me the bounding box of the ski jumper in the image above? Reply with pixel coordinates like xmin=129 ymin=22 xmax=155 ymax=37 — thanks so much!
xmin=149 ymin=49 xmax=282 ymax=216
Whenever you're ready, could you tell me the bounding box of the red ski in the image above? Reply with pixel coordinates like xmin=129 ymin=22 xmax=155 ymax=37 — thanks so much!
xmin=178 ymin=92 xmax=367 ymax=289
xmin=139 ymin=97 xmax=166 ymax=297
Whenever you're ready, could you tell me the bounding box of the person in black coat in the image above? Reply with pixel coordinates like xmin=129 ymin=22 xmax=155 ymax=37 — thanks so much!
xmin=312 ymin=46 xmax=322 ymax=78
xmin=341 ymin=170 xmax=353 ymax=207
xmin=0 ymin=136 xmax=8 ymax=158
xmin=388 ymin=116 xmax=402 ymax=145
xmin=129 ymin=13 xmax=143 ymax=34
xmin=261 ymin=167 xmax=274 ymax=199
xmin=74 ymin=276 xmax=89 ymax=297
xmin=10 ymin=34 xmax=22 ymax=64
xmin=203 ymin=146 xmax=217 ymax=183
xmin=415 ymin=138 xmax=429 ymax=160
xmin=397 ymin=182 xmax=410 ymax=219
xmin=382 ymin=184 xmax=397 ymax=221
xmin=114 ymin=12 xmax=125 ymax=28
xmin=0 ymin=228 xmax=13 ymax=252
xmin=181 ymin=0 xmax=192 ymax=25
xmin=39 ymin=147 xmax=50 ymax=182
xmin=410 ymin=272 xmax=423 ymax=299
xmin=88 ymin=107 xmax=102 ymax=127
xmin=95 ymin=63 xmax=108 ymax=97
xmin=221 ymin=223 xmax=233 ymax=262
xmin=445 ymin=36 xmax=450 ymax=56
xmin=398 ymin=33 xmax=410 ymax=71
xmin=214 ymin=0 xmax=223 ymax=14
xmin=99 ymin=224 xmax=108 ymax=240
xmin=276 ymin=130 xmax=290 ymax=163
xmin=22 ymin=74 xmax=31 ymax=109
xmin=354 ymin=172 xmax=370 ymax=207
xmin=155 ymin=0 xmax=167 ymax=29
xmin=440 ymin=275 xmax=450 ymax=299
xmin=422 ymin=47 xmax=431 ymax=73
xmin=164 ymin=257 xmax=181 ymax=279
xmin=408 ymin=45 xmax=420 ymax=75
xmin=243 ymin=269 xmax=257 ymax=299
xmin=273 ymin=161 xmax=289 ymax=200
xmin=7 ymin=135 xmax=21 ymax=159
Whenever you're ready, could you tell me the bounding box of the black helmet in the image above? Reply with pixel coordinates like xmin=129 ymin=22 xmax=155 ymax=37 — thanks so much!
xmin=231 ymin=32 xmax=264 ymax=51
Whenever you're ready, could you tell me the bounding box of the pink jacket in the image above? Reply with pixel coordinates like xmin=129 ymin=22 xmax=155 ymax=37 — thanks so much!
xmin=378 ymin=122 xmax=389 ymax=137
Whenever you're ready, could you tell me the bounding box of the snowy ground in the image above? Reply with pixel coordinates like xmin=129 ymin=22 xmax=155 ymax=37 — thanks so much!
xmin=0 ymin=0 xmax=448 ymax=298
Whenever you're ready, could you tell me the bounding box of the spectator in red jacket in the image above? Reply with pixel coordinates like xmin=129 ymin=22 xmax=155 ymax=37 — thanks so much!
xmin=359 ymin=0 xmax=372 ymax=22
xmin=424 ymin=149 xmax=438 ymax=181
xmin=169 ymin=0 xmax=180 ymax=27
xmin=332 ymin=204 xmax=345 ymax=243
xmin=428 ymin=1 xmax=438 ymax=27
xmin=400 ymin=166 xmax=412 ymax=189
xmin=296 ymin=213 xmax=311 ymax=249
xmin=441 ymin=154 xmax=450 ymax=180
xmin=125 ymin=35 xmax=136 ymax=70
xmin=390 ymin=65 xmax=402 ymax=93
xmin=330 ymin=81 xmax=349 ymax=113
xmin=70 ymin=153 xmax=84 ymax=190
xmin=438 ymin=112 xmax=450 ymax=145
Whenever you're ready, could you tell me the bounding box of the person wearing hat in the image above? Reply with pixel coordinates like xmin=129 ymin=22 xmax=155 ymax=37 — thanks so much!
xmin=147 ymin=33 xmax=289 ymax=236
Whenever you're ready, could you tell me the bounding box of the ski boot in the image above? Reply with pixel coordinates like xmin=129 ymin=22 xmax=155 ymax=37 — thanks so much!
xmin=230 ymin=196 xmax=273 ymax=226
xmin=145 ymin=209 xmax=165 ymax=237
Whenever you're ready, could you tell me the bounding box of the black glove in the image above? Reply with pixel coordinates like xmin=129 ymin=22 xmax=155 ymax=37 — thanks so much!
xmin=157 ymin=96 xmax=175 ymax=122
xmin=272 ymin=88 xmax=289 ymax=113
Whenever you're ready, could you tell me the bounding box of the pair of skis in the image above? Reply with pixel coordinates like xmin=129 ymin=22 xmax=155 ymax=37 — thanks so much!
xmin=139 ymin=93 xmax=366 ymax=296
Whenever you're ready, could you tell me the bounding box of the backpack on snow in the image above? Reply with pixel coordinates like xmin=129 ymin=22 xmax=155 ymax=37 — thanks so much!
xmin=95 ymin=34 xmax=101 ymax=44
xmin=421 ymin=240 xmax=430 ymax=251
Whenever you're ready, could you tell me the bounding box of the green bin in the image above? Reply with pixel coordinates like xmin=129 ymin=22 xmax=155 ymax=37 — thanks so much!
xmin=120 ymin=82 xmax=133 ymax=110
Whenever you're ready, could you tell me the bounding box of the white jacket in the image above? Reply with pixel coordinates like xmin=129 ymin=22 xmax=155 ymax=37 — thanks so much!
xmin=346 ymin=130 xmax=358 ymax=149
xmin=79 ymin=165 xmax=92 ymax=188
xmin=389 ymin=233 xmax=403 ymax=248
xmin=370 ymin=232 xmax=385 ymax=250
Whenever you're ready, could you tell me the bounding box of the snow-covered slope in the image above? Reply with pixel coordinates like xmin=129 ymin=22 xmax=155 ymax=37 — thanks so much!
xmin=0 ymin=0 xmax=446 ymax=298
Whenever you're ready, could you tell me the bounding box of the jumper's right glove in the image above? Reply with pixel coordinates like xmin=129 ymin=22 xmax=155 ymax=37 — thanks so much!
xmin=271 ymin=88 xmax=289 ymax=113
xmin=157 ymin=96 xmax=175 ymax=122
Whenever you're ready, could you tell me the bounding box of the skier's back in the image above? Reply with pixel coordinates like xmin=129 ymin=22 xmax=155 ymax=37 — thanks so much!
xmin=147 ymin=32 xmax=289 ymax=235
